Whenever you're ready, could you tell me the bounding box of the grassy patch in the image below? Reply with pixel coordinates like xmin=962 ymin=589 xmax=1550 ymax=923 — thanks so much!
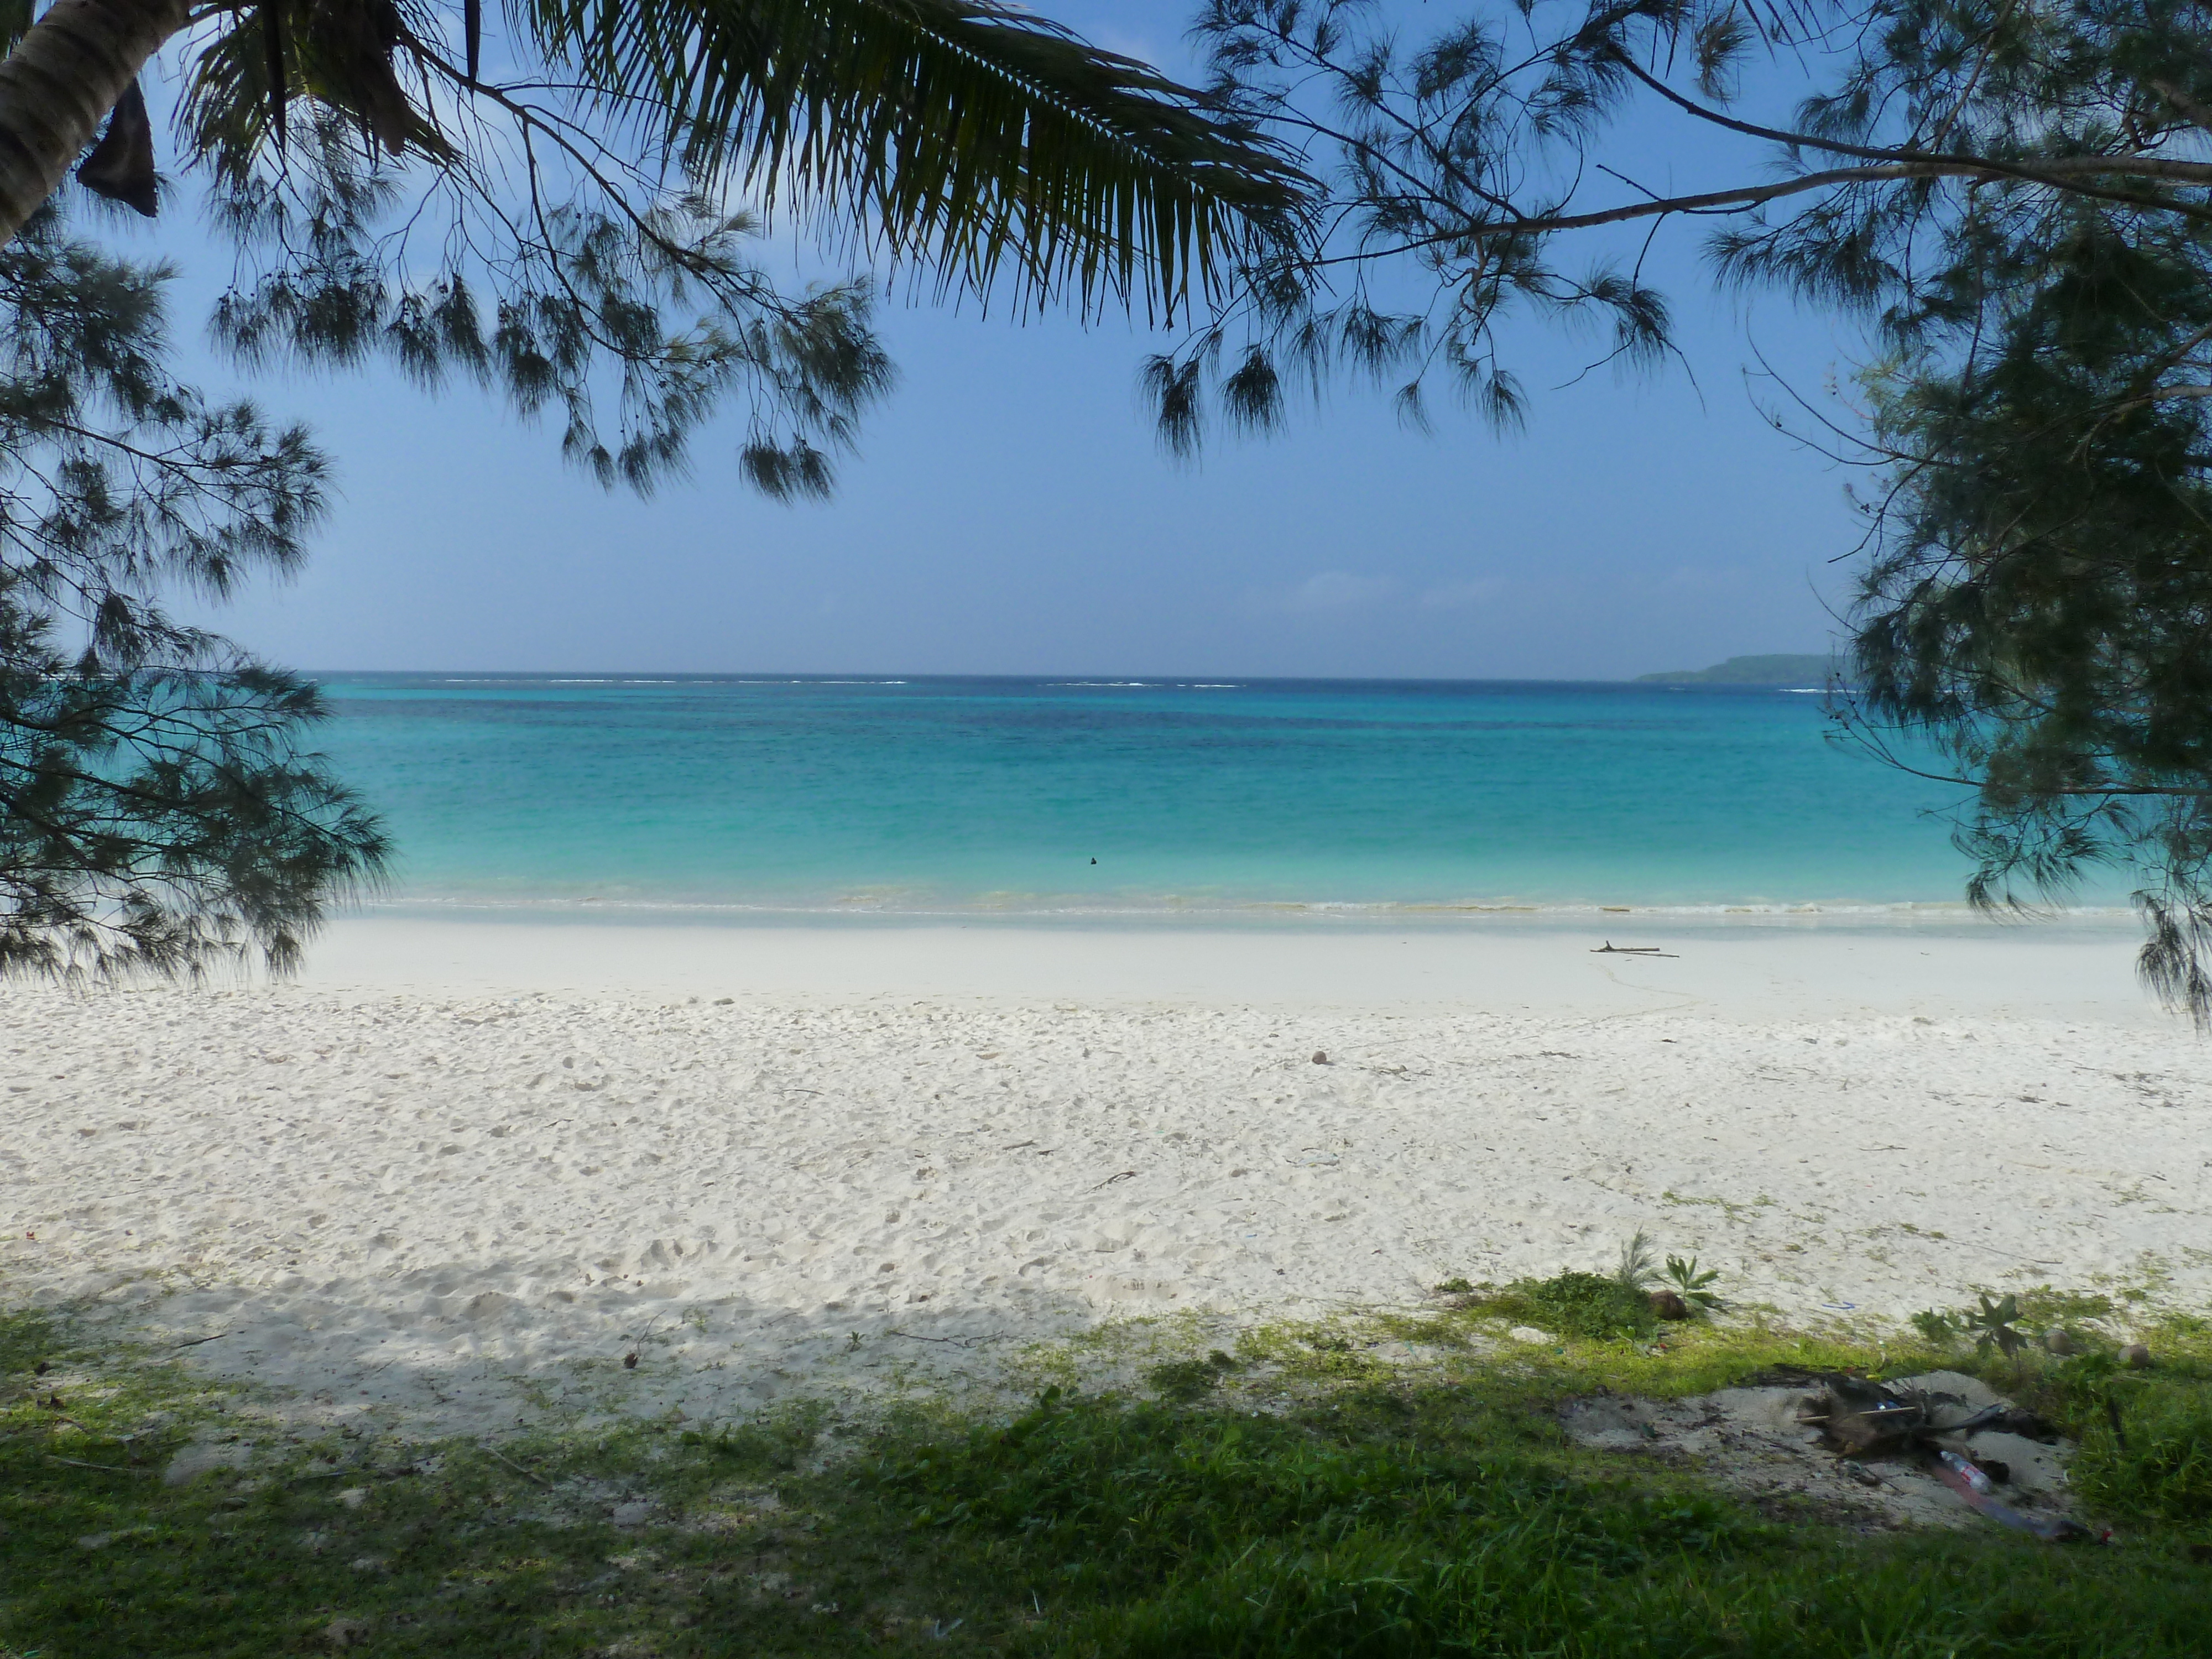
xmin=1141 ymin=1351 xmax=1241 ymax=1404
xmin=6 ymin=1303 xmax=2212 ymax=1655
xmin=1472 ymin=1269 xmax=1659 ymax=1341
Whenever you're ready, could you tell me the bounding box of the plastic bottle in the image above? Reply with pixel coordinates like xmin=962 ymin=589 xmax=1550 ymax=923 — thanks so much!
xmin=1938 ymin=1450 xmax=1993 ymax=1494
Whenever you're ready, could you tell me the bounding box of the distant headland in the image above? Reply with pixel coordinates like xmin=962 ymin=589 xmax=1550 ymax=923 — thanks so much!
xmin=1634 ymin=653 xmax=1845 ymax=686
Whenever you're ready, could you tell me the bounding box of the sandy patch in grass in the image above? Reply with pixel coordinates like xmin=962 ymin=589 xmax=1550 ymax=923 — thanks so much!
xmin=1561 ymin=1369 xmax=2077 ymax=1532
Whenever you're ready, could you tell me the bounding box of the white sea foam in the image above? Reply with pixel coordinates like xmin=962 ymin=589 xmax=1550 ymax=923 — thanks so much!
xmin=359 ymin=895 xmax=2135 ymax=924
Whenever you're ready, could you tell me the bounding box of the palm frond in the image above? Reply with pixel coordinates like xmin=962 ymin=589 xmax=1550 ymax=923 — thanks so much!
xmin=181 ymin=2 xmax=452 ymax=178
xmin=1663 ymin=1253 xmax=1723 ymax=1313
xmin=520 ymin=0 xmax=1310 ymax=317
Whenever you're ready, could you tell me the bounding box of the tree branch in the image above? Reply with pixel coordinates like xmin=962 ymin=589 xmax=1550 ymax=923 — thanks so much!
xmin=1615 ymin=50 xmax=2212 ymax=195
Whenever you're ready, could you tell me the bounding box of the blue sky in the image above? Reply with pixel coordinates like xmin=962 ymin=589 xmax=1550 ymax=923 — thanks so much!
xmin=155 ymin=2 xmax=1870 ymax=679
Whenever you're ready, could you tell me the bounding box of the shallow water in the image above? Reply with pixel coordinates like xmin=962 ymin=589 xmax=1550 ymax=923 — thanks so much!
xmin=314 ymin=673 xmax=2026 ymax=916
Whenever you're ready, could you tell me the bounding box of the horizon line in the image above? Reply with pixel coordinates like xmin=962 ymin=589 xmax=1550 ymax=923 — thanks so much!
xmin=304 ymin=668 xmax=1841 ymax=686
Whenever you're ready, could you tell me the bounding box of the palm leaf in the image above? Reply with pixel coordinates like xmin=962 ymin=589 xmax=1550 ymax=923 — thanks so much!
xmin=519 ymin=0 xmax=1308 ymax=317
xmin=182 ymin=3 xmax=453 ymax=176
xmin=179 ymin=2 xmax=1305 ymax=318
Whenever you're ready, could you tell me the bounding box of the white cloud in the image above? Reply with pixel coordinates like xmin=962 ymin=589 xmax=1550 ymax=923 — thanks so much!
xmin=1278 ymin=571 xmax=1401 ymax=612
xmin=1417 ymin=577 xmax=1506 ymax=609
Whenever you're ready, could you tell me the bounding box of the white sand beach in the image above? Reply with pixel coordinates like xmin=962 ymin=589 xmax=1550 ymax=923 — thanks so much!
xmin=6 ymin=914 xmax=2209 ymax=1439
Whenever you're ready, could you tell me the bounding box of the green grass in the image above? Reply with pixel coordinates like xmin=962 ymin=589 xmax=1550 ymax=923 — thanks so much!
xmin=1466 ymin=1269 xmax=1659 ymax=1340
xmin=6 ymin=1299 xmax=2212 ymax=1656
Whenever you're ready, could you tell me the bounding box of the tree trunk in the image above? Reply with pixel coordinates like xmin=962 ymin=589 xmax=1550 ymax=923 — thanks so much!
xmin=0 ymin=0 xmax=191 ymax=243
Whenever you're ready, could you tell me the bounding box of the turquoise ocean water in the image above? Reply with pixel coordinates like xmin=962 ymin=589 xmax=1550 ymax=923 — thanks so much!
xmin=313 ymin=674 xmax=2052 ymax=920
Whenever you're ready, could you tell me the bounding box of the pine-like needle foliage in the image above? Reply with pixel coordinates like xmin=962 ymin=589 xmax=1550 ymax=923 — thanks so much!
xmin=1802 ymin=4 xmax=2212 ymax=1022
xmin=0 ymin=0 xmax=1308 ymax=977
xmin=132 ymin=0 xmax=1306 ymax=502
xmin=0 ymin=207 xmax=385 ymax=980
xmin=1155 ymin=0 xmax=2212 ymax=1016
xmin=135 ymin=2 xmax=1307 ymax=499
xmin=0 ymin=2 xmax=1310 ymax=506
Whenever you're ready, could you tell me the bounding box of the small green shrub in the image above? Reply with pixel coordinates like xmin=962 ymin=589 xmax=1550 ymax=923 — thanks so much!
xmin=1665 ymin=1254 xmax=1724 ymax=1314
xmin=1614 ymin=1229 xmax=1660 ymax=1290
xmin=1912 ymin=1308 xmax=1965 ymax=1345
xmin=1505 ymin=1271 xmax=1657 ymax=1340
xmin=1964 ymin=1292 xmax=2028 ymax=1358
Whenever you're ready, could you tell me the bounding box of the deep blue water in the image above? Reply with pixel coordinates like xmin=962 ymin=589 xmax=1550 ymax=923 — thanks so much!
xmin=311 ymin=674 xmax=2009 ymax=916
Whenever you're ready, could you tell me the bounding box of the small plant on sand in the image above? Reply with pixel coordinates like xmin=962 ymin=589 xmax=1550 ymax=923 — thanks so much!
xmin=1911 ymin=1308 xmax=1966 ymax=1346
xmin=1964 ymin=1293 xmax=2028 ymax=1359
xmin=1614 ymin=1229 xmax=1661 ymax=1291
xmin=1664 ymin=1254 xmax=1724 ymax=1316
xmin=1601 ymin=1233 xmax=1721 ymax=1322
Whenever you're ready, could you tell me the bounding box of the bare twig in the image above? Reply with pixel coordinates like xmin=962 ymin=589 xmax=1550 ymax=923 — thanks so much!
xmin=484 ymin=1446 xmax=554 ymax=1489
